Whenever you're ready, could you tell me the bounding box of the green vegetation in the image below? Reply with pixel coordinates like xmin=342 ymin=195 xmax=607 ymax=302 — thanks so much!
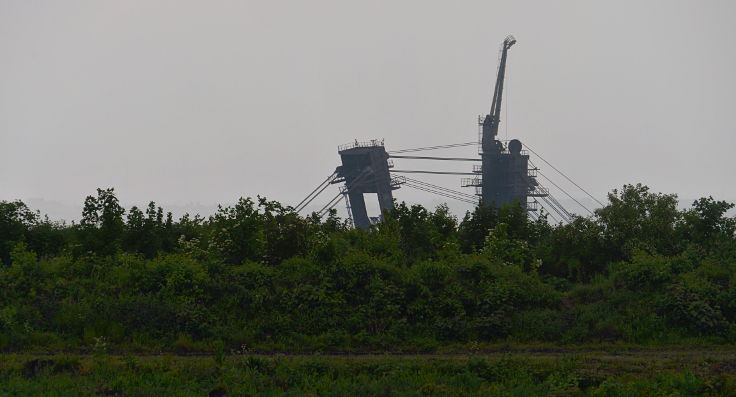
xmin=2 ymin=352 xmax=735 ymax=396
xmin=1 ymin=184 xmax=735 ymax=353
xmin=2 ymin=183 xmax=736 ymax=394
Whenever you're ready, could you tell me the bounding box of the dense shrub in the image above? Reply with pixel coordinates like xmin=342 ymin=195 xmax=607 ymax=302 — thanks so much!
xmin=0 ymin=184 xmax=734 ymax=351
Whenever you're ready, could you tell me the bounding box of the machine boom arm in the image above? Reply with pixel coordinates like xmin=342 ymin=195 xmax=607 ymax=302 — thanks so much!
xmin=483 ymin=35 xmax=516 ymax=146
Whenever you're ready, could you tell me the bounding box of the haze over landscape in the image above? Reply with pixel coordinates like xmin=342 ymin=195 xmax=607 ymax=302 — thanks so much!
xmin=4 ymin=3 xmax=736 ymax=395
xmin=2 ymin=0 xmax=735 ymax=220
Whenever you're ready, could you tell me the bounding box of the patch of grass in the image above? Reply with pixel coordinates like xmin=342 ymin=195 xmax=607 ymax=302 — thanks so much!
xmin=1 ymin=352 xmax=735 ymax=396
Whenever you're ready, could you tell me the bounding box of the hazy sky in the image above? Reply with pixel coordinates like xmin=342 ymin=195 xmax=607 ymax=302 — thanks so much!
xmin=2 ymin=1 xmax=735 ymax=220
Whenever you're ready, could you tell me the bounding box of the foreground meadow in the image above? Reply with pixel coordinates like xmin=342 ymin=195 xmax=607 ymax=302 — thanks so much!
xmin=2 ymin=349 xmax=735 ymax=396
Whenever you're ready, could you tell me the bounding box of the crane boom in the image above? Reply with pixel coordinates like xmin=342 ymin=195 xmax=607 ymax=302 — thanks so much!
xmin=482 ymin=35 xmax=516 ymax=151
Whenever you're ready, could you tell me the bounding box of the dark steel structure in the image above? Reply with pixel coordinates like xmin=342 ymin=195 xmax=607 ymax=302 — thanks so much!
xmin=463 ymin=35 xmax=547 ymax=210
xmin=299 ymin=35 xmax=562 ymax=228
xmin=332 ymin=139 xmax=402 ymax=230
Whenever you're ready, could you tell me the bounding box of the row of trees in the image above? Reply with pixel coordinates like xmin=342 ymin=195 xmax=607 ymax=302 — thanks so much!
xmin=0 ymin=184 xmax=734 ymax=351
xmin=1 ymin=189 xmax=337 ymax=266
xmin=6 ymin=184 xmax=732 ymax=277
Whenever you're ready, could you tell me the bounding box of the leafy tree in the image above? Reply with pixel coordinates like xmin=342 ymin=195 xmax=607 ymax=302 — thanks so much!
xmin=383 ymin=203 xmax=458 ymax=263
xmin=0 ymin=200 xmax=38 ymax=265
xmin=458 ymin=202 xmax=499 ymax=253
xmin=209 ymin=197 xmax=265 ymax=265
xmin=124 ymin=205 xmax=145 ymax=254
xmin=482 ymin=222 xmax=538 ymax=271
xmin=123 ymin=201 xmax=174 ymax=258
xmin=24 ymin=216 xmax=68 ymax=259
xmin=596 ymin=183 xmax=680 ymax=259
xmin=539 ymin=216 xmax=606 ymax=280
xmin=259 ymin=197 xmax=312 ymax=265
xmin=677 ymin=196 xmax=736 ymax=252
xmin=458 ymin=201 xmax=537 ymax=254
xmin=78 ymin=188 xmax=125 ymax=256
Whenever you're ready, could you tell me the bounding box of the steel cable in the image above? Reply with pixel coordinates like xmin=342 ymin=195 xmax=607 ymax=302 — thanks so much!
xmin=388 ymin=141 xmax=477 ymax=154
xmin=295 ymin=171 xmax=337 ymax=213
xmin=524 ymin=143 xmax=605 ymax=207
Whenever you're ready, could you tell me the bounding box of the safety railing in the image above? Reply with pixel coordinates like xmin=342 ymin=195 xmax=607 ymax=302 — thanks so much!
xmin=461 ymin=177 xmax=482 ymax=187
xmin=528 ymin=186 xmax=549 ymax=197
xmin=338 ymin=139 xmax=385 ymax=151
xmin=390 ymin=175 xmax=406 ymax=187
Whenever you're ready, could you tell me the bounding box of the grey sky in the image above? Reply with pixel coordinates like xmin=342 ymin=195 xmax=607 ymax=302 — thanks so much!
xmin=1 ymin=1 xmax=735 ymax=221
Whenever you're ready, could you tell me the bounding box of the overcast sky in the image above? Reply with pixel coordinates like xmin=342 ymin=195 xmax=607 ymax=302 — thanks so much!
xmin=1 ymin=1 xmax=735 ymax=221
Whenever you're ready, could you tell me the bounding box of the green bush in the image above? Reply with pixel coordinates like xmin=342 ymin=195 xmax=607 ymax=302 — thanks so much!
xmin=0 ymin=185 xmax=735 ymax=351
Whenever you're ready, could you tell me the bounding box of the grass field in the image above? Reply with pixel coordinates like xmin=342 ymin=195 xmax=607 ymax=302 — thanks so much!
xmin=2 ymin=348 xmax=735 ymax=396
